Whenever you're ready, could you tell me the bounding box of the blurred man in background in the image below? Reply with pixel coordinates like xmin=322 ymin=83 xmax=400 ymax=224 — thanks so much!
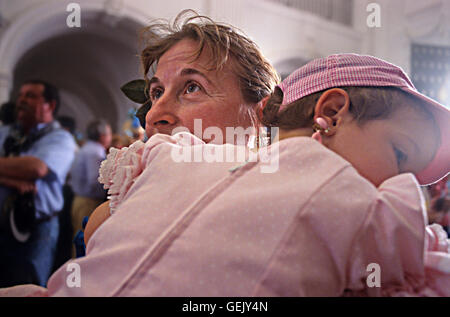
xmin=0 ymin=80 xmax=76 ymax=287
xmin=69 ymin=119 xmax=111 ymax=257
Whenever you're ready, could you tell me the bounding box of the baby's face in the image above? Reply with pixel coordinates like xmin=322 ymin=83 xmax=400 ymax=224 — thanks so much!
xmin=326 ymin=103 xmax=440 ymax=187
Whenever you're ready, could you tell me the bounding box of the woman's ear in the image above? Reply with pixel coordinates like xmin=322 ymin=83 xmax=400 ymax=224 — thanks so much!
xmin=313 ymin=88 xmax=350 ymax=135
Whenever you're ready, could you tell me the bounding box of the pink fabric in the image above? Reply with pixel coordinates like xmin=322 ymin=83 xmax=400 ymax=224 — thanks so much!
xmin=1 ymin=133 xmax=449 ymax=296
xmin=98 ymin=133 xmax=205 ymax=214
xmin=279 ymin=54 xmax=414 ymax=108
xmin=98 ymin=140 xmax=146 ymax=214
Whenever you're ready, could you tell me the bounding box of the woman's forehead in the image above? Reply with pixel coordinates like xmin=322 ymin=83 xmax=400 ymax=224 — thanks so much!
xmin=159 ymin=39 xmax=218 ymax=69
xmin=154 ymin=43 xmax=240 ymax=95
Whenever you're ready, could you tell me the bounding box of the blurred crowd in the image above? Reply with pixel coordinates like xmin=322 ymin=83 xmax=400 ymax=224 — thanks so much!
xmin=0 ymin=80 xmax=144 ymax=287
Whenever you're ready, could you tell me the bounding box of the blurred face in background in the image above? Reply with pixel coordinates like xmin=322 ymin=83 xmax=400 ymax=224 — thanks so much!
xmin=99 ymin=124 xmax=112 ymax=149
xmin=16 ymin=83 xmax=55 ymax=132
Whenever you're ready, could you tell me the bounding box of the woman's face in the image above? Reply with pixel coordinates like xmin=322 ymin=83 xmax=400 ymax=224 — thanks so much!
xmin=145 ymin=39 xmax=253 ymax=144
xmin=324 ymin=103 xmax=440 ymax=187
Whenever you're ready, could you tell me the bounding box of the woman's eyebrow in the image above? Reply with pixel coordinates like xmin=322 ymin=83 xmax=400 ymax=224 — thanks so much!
xmin=180 ymin=68 xmax=214 ymax=86
xmin=148 ymin=77 xmax=160 ymax=86
xmin=149 ymin=69 xmax=215 ymax=88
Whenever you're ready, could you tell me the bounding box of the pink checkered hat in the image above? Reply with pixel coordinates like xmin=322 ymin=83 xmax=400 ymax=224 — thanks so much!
xmin=278 ymin=53 xmax=450 ymax=185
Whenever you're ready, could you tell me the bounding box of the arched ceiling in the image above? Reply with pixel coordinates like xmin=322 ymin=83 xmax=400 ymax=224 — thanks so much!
xmin=11 ymin=15 xmax=145 ymax=134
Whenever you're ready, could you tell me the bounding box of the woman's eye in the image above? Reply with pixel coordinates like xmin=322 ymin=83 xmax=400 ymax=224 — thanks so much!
xmin=185 ymin=83 xmax=201 ymax=94
xmin=394 ymin=147 xmax=407 ymax=166
xmin=150 ymin=88 xmax=163 ymax=100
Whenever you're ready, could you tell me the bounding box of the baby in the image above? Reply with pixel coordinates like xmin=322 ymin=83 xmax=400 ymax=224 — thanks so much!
xmin=3 ymin=54 xmax=449 ymax=297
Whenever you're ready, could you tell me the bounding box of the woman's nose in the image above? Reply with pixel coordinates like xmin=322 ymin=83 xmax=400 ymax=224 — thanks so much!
xmin=145 ymin=98 xmax=179 ymax=135
xmin=150 ymin=113 xmax=178 ymax=127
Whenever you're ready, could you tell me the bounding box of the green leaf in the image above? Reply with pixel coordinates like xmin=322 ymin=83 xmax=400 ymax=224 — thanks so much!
xmin=120 ymin=80 xmax=148 ymax=104
xmin=135 ymin=102 xmax=151 ymax=129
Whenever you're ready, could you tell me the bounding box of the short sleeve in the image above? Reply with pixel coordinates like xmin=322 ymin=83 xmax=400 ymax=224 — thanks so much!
xmin=98 ymin=140 xmax=146 ymax=214
xmin=25 ymin=129 xmax=76 ymax=184
xmin=23 ymin=129 xmax=76 ymax=217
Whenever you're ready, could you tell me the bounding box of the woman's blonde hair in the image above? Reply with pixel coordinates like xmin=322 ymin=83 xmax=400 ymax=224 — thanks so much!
xmin=140 ymin=10 xmax=280 ymax=109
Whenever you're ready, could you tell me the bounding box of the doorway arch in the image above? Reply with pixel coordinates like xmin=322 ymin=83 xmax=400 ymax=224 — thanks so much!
xmin=0 ymin=0 xmax=151 ymax=132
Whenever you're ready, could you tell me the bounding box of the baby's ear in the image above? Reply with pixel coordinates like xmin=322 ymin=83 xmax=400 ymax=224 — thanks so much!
xmin=313 ymin=88 xmax=350 ymax=129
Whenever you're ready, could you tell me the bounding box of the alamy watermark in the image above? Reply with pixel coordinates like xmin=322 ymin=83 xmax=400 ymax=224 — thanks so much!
xmin=66 ymin=3 xmax=81 ymax=28
xmin=66 ymin=263 xmax=81 ymax=288
xmin=366 ymin=263 xmax=381 ymax=288
xmin=65 ymin=3 xmax=381 ymax=29
xmin=65 ymin=262 xmax=381 ymax=290
xmin=367 ymin=3 xmax=381 ymax=28
xmin=169 ymin=120 xmax=280 ymax=174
